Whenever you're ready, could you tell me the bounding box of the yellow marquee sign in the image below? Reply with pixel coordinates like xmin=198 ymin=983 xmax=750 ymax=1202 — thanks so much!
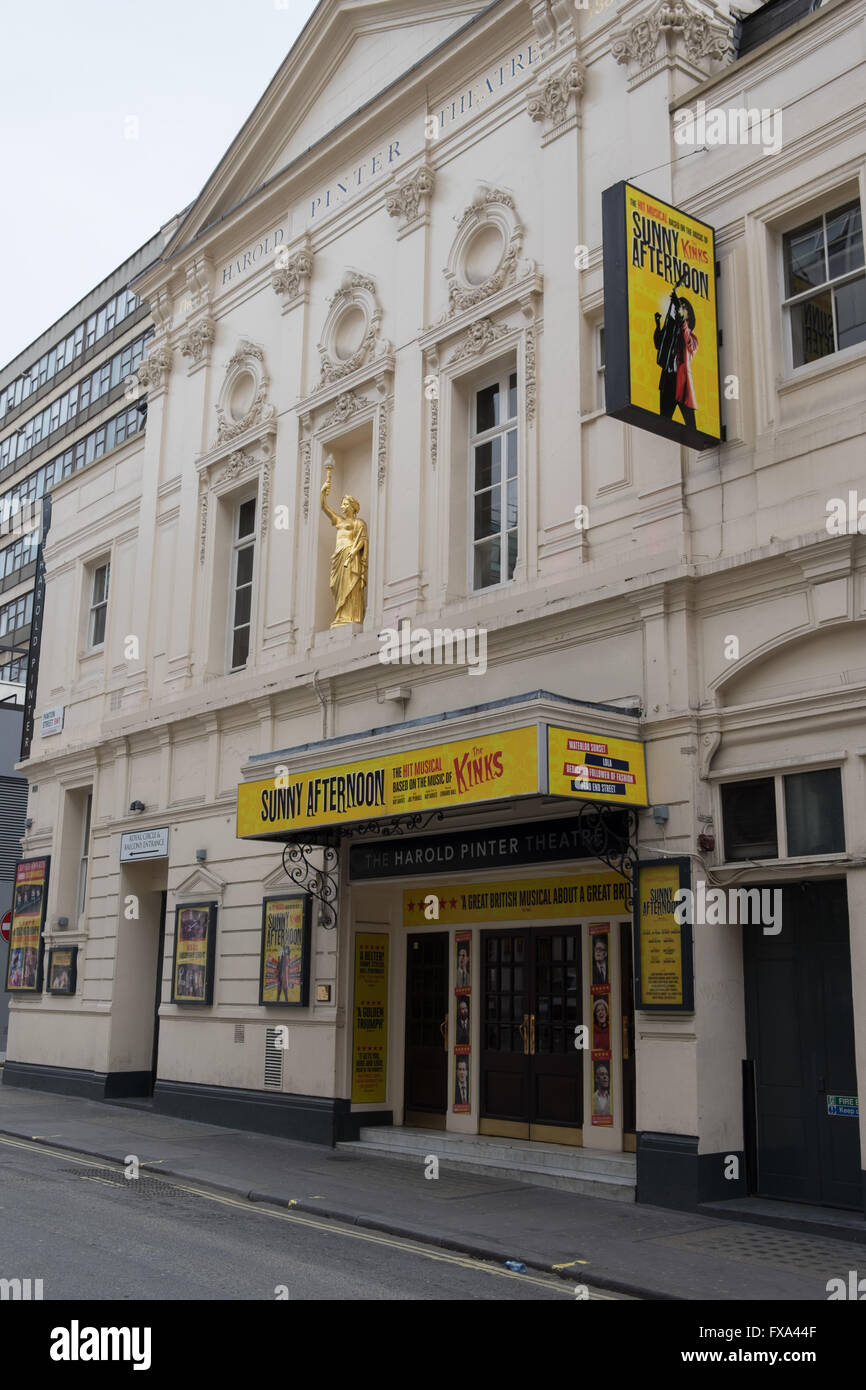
xmin=237 ymin=720 xmax=648 ymax=839
xmin=238 ymin=726 xmax=540 ymax=839
xmin=403 ymin=872 xmax=629 ymax=926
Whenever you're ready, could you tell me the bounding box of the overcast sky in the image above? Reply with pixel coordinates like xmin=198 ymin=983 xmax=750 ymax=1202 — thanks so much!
xmin=0 ymin=0 xmax=319 ymax=365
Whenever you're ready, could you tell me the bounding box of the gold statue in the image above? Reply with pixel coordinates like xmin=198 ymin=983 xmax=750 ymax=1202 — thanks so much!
xmin=320 ymin=461 xmax=368 ymax=627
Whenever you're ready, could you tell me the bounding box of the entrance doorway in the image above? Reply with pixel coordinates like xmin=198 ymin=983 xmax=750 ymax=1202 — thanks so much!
xmin=744 ymin=880 xmax=861 ymax=1209
xmin=480 ymin=927 xmax=582 ymax=1143
xmin=404 ymin=932 xmax=448 ymax=1128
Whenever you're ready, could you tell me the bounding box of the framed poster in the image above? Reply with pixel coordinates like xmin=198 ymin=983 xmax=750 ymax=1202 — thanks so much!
xmin=453 ymin=1053 xmax=470 ymax=1113
xmin=47 ymin=946 xmax=78 ymax=995
xmin=602 ymin=181 xmax=721 ymax=451
xmin=632 ymin=857 xmax=695 ymax=1012
xmin=259 ymin=895 xmax=312 ymax=1007
xmin=5 ymin=856 xmax=50 ymax=994
xmin=171 ymin=902 xmax=217 ymax=1004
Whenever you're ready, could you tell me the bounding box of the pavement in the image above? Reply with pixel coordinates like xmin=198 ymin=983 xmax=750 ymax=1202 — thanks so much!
xmin=0 ymin=1077 xmax=863 ymax=1301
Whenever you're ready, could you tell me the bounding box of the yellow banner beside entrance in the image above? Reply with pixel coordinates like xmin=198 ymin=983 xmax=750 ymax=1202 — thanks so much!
xmin=403 ymin=872 xmax=629 ymax=926
xmin=351 ymin=932 xmax=388 ymax=1103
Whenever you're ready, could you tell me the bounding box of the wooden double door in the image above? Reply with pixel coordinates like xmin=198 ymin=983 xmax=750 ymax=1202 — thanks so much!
xmin=480 ymin=927 xmax=583 ymax=1143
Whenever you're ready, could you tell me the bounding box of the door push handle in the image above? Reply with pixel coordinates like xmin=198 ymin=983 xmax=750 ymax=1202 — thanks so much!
xmin=519 ymin=1014 xmax=530 ymax=1055
xmin=440 ymin=1014 xmax=448 ymax=1052
xmin=529 ymin=1013 xmax=536 ymax=1056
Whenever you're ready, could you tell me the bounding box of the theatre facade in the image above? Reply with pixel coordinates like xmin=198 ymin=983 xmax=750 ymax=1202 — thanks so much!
xmin=5 ymin=0 xmax=866 ymax=1217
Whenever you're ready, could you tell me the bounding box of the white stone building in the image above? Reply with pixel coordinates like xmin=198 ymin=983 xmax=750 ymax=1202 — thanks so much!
xmin=5 ymin=0 xmax=865 ymax=1216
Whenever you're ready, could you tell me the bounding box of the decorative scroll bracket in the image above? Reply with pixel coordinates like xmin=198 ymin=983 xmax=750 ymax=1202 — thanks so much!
xmin=281 ymin=835 xmax=340 ymax=930
xmin=570 ymin=803 xmax=640 ymax=913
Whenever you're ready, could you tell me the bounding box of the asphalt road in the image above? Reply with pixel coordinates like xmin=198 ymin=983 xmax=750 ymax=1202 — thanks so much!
xmin=0 ymin=1135 xmax=625 ymax=1301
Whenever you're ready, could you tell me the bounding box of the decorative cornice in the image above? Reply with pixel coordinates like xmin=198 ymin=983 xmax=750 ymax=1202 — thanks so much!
xmin=528 ymin=62 xmax=585 ymax=129
xmin=457 ymin=188 xmax=516 ymax=230
xmin=179 ymin=317 xmax=215 ymax=364
xmin=386 ymin=163 xmax=435 ymax=228
xmin=611 ymin=0 xmax=731 ymax=75
xmin=448 ymin=318 xmax=509 ymax=365
xmin=228 ymin=340 xmax=264 ymax=370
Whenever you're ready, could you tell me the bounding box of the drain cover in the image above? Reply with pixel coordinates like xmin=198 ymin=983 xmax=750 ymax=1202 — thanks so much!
xmin=656 ymin=1224 xmax=860 ymax=1279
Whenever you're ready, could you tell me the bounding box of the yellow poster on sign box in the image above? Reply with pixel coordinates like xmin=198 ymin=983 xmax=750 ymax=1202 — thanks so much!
xmin=624 ymin=182 xmax=720 ymax=441
xmin=547 ymin=727 xmax=647 ymax=807
xmin=637 ymin=862 xmax=685 ymax=1007
xmin=238 ymin=726 xmax=539 ymax=838
xmin=352 ymin=932 xmax=388 ymax=1103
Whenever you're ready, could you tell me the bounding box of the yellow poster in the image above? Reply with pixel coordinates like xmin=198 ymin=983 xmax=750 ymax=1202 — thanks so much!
xmin=546 ymin=726 xmax=647 ymax=806
xmin=260 ymin=896 xmax=309 ymax=1006
xmin=352 ymin=932 xmax=389 ymax=1103
xmin=238 ymin=726 xmax=539 ymax=838
xmin=6 ymin=857 xmax=49 ymax=992
xmin=403 ymin=872 xmax=629 ymax=925
xmin=637 ymin=862 xmax=685 ymax=1007
xmin=625 ymin=182 xmax=720 ymax=442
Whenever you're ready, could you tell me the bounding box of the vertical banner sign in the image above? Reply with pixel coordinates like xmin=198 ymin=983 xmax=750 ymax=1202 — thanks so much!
xmin=454 ymin=931 xmax=471 ymax=1113
xmin=589 ymin=923 xmax=613 ymax=1126
xmin=602 ymin=181 xmax=721 ymax=451
xmin=5 ymin=856 xmax=49 ymax=992
xmin=171 ymin=902 xmax=217 ymax=1004
xmin=259 ymin=896 xmax=311 ymax=1006
xmin=21 ymin=494 xmax=51 ymax=761
xmin=633 ymin=858 xmax=694 ymax=1011
xmin=352 ymin=932 xmax=388 ymax=1103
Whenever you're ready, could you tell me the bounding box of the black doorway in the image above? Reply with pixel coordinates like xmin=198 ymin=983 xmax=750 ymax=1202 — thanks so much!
xmin=744 ymin=880 xmax=861 ymax=1209
xmin=404 ymin=932 xmax=448 ymax=1128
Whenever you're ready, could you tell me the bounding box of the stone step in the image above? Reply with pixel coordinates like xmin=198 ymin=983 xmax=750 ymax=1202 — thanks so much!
xmin=341 ymin=1139 xmax=635 ymax=1200
xmin=355 ymin=1126 xmax=635 ymax=1177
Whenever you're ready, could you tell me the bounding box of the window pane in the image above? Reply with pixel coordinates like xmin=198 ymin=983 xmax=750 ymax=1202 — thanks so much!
xmin=784 ymin=768 xmax=844 ymax=856
xmin=238 ymin=498 xmax=256 ymax=538
xmin=506 ymin=479 xmax=518 ymax=528
xmin=233 ymin=583 xmax=252 ymax=627
xmin=231 ymin=626 xmax=250 ymax=669
xmin=834 ymin=277 xmax=866 ymax=352
xmin=91 ymin=604 xmax=106 ymax=647
xmin=721 ymin=779 xmax=778 ymax=860
xmin=508 ymin=372 xmax=517 ymax=420
xmin=474 ymin=437 xmax=501 ymax=490
xmin=784 ymin=217 xmax=826 ymax=297
xmin=476 ymin=382 xmax=499 ymax=434
xmin=474 ymin=487 xmax=500 ymax=541
xmin=790 ymin=290 xmax=834 ymax=367
xmin=506 ymin=429 xmax=517 ymax=478
xmin=507 ymin=529 xmax=518 ymax=580
xmin=474 ymin=536 xmax=501 ymax=590
xmin=826 ymin=202 xmax=864 ymax=280
xmin=236 ymin=544 xmax=254 ymax=586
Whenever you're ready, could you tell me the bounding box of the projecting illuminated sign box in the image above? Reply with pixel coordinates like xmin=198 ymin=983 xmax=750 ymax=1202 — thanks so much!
xmin=602 ymin=181 xmax=721 ymax=451
xmin=237 ymin=722 xmax=648 ymax=840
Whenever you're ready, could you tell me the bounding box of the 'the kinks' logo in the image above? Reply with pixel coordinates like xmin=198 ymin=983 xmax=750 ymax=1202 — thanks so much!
xmin=452 ymin=746 xmax=504 ymax=795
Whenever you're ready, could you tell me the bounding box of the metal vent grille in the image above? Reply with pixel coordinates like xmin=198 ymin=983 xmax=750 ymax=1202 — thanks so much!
xmin=234 ymin=1023 xmax=245 ymax=1044
xmin=109 ymin=690 xmax=123 ymax=712
xmin=264 ymin=1028 xmax=284 ymax=1089
xmin=0 ymin=776 xmax=27 ymax=879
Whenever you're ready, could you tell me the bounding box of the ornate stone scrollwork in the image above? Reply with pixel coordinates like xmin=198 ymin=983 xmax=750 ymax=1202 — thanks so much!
xmin=272 ymin=240 xmax=314 ymax=300
xmin=317 ymin=272 xmax=391 ymax=385
xmin=386 ymin=163 xmax=435 ymax=229
xmin=528 ymin=61 xmax=585 ymax=129
xmin=300 ymin=439 xmax=312 ymax=519
xmin=448 ymin=318 xmax=510 ymax=365
xmin=321 ymin=391 xmax=371 ymax=428
xmin=179 ymin=317 xmax=215 ymax=364
xmin=136 ymin=344 xmax=174 ymax=393
xmin=443 ymin=189 xmax=528 ymax=318
xmin=214 ymin=340 xmax=275 ymax=446
xmin=525 ymin=328 xmax=537 ymax=425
